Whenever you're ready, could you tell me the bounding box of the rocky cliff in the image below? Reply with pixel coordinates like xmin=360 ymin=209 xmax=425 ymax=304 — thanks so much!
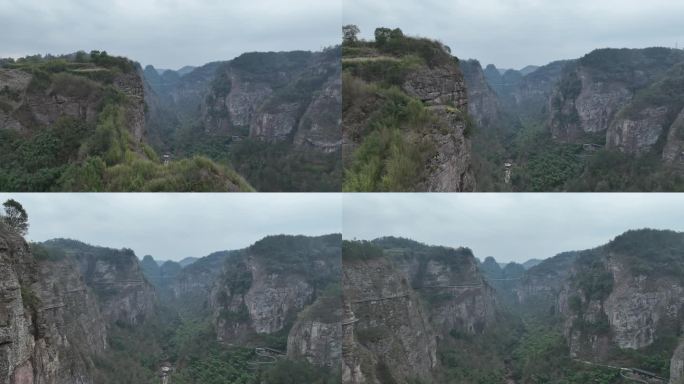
xmin=143 ymin=49 xmax=342 ymax=191
xmin=460 ymin=60 xmax=502 ymax=130
xmin=517 ymin=230 xmax=684 ymax=368
xmin=0 ymin=53 xmax=252 ymax=192
xmin=341 ymin=238 xmax=498 ymax=384
xmin=208 ymin=235 xmax=341 ymax=359
xmin=0 ymin=227 xmax=156 ymax=384
xmin=286 ymin=290 xmax=342 ymax=369
xmin=548 ymin=48 xmax=684 ymax=154
xmin=342 ymin=30 xmax=476 ymax=191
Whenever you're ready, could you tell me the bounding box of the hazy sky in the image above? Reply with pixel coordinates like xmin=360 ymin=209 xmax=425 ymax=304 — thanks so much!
xmin=343 ymin=0 xmax=684 ymax=69
xmin=0 ymin=193 xmax=341 ymax=262
xmin=343 ymin=194 xmax=684 ymax=263
xmin=0 ymin=0 xmax=340 ymax=69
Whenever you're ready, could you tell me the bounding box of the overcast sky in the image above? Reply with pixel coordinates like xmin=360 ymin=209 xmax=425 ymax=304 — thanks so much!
xmin=0 ymin=193 xmax=341 ymax=262
xmin=0 ymin=0 xmax=340 ymax=69
xmin=344 ymin=0 xmax=684 ymax=69
xmin=343 ymin=194 xmax=684 ymax=264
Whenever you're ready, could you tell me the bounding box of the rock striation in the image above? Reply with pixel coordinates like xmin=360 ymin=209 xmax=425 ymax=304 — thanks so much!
xmin=0 ymin=228 xmax=155 ymax=384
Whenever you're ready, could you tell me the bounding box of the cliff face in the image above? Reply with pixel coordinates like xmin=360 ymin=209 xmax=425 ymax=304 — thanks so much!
xmin=342 ymin=255 xmax=437 ymax=384
xmin=341 ymin=238 xmax=498 ymax=384
xmin=41 ymin=239 xmax=156 ymax=327
xmin=548 ymin=49 xmax=684 ymax=153
xmin=0 ymin=228 xmax=157 ymax=384
xmin=518 ymin=230 xmax=684 ymax=364
xmin=147 ymin=50 xmax=341 ymax=153
xmin=0 ymin=64 xmax=146 ymax=152
xmin=342 ymin=34 xmax=476 ymax=192
xmin=460 ymin=60 xmax=501 ymax=130
xmin=286 ymin=292 xmax=342 ymax=369
xmin=209 ymin=235 xmax=341 ymax=357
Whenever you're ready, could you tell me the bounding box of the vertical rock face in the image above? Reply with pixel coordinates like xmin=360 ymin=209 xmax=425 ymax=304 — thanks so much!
xmin=548 ymin=48 xmax=684 ymax=157
xmin=342 ymin=256 xmax=437 ymax=384
xmin=0 ymin=66 xmax=147 ymax=151
xmin=148 ymin=50 xmax=342 ymax=153
xmin=460 ymin=59 xmax=501 ymax=129
xmin=403 ymin=65 xmax=468 ymax=108
xmin=663 ymin=108 xmax=684 ymax=165
xmin=287 ymin=293 xmax=342 ymax=369
xmin=210 ymin=235 xmax=341 ymax=350
xmin=41 ymin=240 xmax=156 ymax=327
xmin=172 ymin=251 xmax=232 ymax=301
xmin=671 ymin=339 xmax=684 ymax=384
xmin=0 ymin=229 xmax=120 ymax=384
xmin=518 ymin=230 xmax=684 ymax=362
xmin=0 ymin=69 xmax=102 ymax=133
xmin=342 ymin=238 xmax=498 ymax=384
xmin=606 ymin=106 xmax=669 ymax=154
xmin=420 ymin=106 xmax=476 ymax=192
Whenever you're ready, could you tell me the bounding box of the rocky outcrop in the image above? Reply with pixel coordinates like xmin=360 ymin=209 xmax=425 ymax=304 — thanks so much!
xmin=287 ymin=293 xmax=342 ymax=368
xmin=0 ymin=66 xmax=146 ymax=152
xmin=342 ymin=238 xmax=499 ymax=383
xmin=663 ymin=108 xmax=684 ymax=165
xmin=607 ymin=106 xmax=669 ymax=155
xmin=41 ymin=239 xmax=156 ymax=327
xmin=293 ymin=69 xmax=342 ymax=153
xmin=403 ymin=65 xmax=468 ymax=108
xmin=671 ymin=339 xmax=684 ymax=384
xmin=342 ymin=255 xmax=437 ymax=384
xmin=460 ymin=60 xmax=502 ymax=130
xmin=209 ymin=235 xmax=341 ymax=346
xmin=0 ymin=228 xmax=152 ymax=384
xmin=548 ymin=48 xmax=684 ymax=158
xmin=518 ymin=230 xmax=684 ymax=362
xmin=147 ymin=50 xmax=341 ymax=153
xmin=418 ymin=106 xmax=476 ymax=191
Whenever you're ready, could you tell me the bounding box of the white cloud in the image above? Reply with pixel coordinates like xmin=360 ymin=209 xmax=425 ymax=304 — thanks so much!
xmin=343 ymin=193 xmax=684 ymax=263
xmin=343 ymin=0 xmax=684 ymax=68
xmin=0 ymin=193 xmax=342 ymax=261
xmin=0 ymin=0 xmax=341 ymax=68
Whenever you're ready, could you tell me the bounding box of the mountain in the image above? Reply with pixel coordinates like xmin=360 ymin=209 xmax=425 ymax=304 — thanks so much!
xmin=515 ymin=229 xmax=684 ymax=381
xmin=0 ymin=229 xmax=156 ymax=383
xmin=0 ymin=51 xmax=252 ymax=192
xmin=342 ymin=237 xmax=501 ymax=383
xmin=522 ymin=258 xmax=542 ymax=269
xmin=0 ymin=48 xmax=342 ymax=192
xmin=0 ymin=223 xmax=342 ymax=383
xmin=143 ymin=49 xmax=342 ymax=192
xmin=461 ymin=46 xmax=684 ymax=191
xmin=342 ymin=27 xmax=476 ymax=192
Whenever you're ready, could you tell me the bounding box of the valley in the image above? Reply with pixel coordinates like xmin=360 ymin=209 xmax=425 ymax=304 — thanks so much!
xmin=341 ymin=230 xmax=684 ymax=384
xmin=0 ymin=218 xmax=342 ymax=383
xmin=0 ymin=48 xmax=341 ymax=192
xmin=342 ymin=26 xmax=684 ymax=191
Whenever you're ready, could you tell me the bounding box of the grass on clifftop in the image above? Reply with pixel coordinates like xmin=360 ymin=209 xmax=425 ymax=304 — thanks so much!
xmin=342 ymin=74 xmax=444 ymax=191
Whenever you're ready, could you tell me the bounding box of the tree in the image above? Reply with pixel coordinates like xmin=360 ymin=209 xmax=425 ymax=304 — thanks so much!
xmin=374 ymin=27 xmax=392 ymax=46
xmin=342 ymin=24 xmax=360 ymax=45
xmin=2 ymin=199 xmax=28 ymax=236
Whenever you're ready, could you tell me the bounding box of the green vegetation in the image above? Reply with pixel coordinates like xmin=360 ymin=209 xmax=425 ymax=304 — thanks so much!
xmin=249 ymin=234 xmax=340 ymax=276
xmin=342 ymin=80 xmax=439 ymax=191
xmin=229 ymin=139 xmax=341 ymax=192
xmin=0 ymin=54 xmax=252 ymax=192
xmin=607 ymin=229 xmax=684 ymax=279
xmin=30 ymin=242 xmax=66 ymax=261
xmin=1 ymin=199 xmax=29 ymax=235
xmin=342 ymin=240 xmax=384 ymax=261
xmin=342 ymin=27 xmax=475 ymax=191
